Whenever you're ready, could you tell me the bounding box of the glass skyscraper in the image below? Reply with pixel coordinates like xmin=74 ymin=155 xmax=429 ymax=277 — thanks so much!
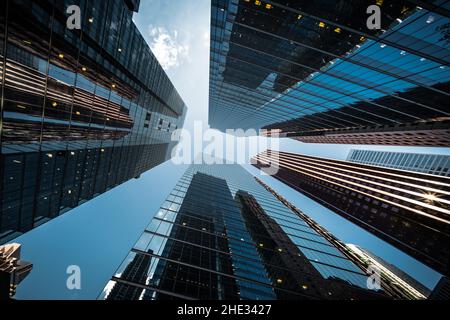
xmin=209 ymin=0 xmax=450 ymax=146
xmin=0 ymin=0 xmax=187 ymax=243
xmin=346 ymin=244 xmax=430 ymax=300
xmin=347 ymin=150 xmax=450 ymax=177
xmin=253 ymin=150 xmax=450 ymax=277
xmin=100 ymin=163 xmax=387 ymax=300
xmin=429 ymin=276 xmax=450 ymax=300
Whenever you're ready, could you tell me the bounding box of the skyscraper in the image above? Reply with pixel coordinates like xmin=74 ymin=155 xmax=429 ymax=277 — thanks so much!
xmin=346 ymin=244 xmax=430 ymax=300
xmin=252 ymin=150 xmax=450 ymax=277
xmin=106 ymin=249 xmax=154 ymax=300
xmin=347 ymin=150 xmax=450 ymax=177
xmin=100 ymin=163 xmax=387 ymax=300
xmin=0 ymin=243 xmax=33 ymax=300
xmin=429 ymin=276 xmax=450 ymax=300
xmin=209 ymin=0 xmax=450 ymax=146
xmin=0 ymin=0 xmax=187 ymax=243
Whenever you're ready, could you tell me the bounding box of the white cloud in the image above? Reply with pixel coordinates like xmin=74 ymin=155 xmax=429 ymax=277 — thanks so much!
xmin=148 ymin=26 xmax=189 ymax=70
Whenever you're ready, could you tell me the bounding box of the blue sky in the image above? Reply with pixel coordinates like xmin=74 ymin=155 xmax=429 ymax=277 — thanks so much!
xmin=13 ymin=0 xmax=450 ymax=299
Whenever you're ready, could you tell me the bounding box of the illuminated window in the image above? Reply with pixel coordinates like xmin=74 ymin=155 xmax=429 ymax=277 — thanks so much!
xmin=334 ymin=27 xmax=341 ymax=33
xmin=319 ymin=22 xmax=325 ymax=28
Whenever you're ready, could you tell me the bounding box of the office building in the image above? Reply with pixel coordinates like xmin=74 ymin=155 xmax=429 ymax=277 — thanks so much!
xmin=0 ymin=0 xmax=187 ymax=243
xmin=0 ymin=243 xmax=33 ymax=300
xmin=100 ymin=163 xmax=387 ymax=300
xmin=106 ymin=249 xmax=154 ymax=300
xmin=252 ymin=150 xmax=450 ymax=276
xmin=429 ymin=276 xmax=450 ymax=300
xmin=347 ymin=150 xmax=450 ymax=177
xmin=209 ymin=0 xmax=450 ymax=146
xmin=346 ymin=244 xmax=430 ymax=300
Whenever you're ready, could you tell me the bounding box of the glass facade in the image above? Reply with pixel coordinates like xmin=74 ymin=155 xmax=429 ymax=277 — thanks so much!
xmin=100 ymin=163 xmax=386 ymax=300
xmin=253 ymin=150 xmax=450 ymax=277
xmin=0 ymin=0 xmax=187 ymax=243
xmin=346 ymin=244 xmax=430 ymax=300
xmin=209 ymin=0 xmax=450 ymax=146
xmin=348 ymin=150 xmax=450 ymax=177
xmin=429 ymin=276 xmax=450 ymax=300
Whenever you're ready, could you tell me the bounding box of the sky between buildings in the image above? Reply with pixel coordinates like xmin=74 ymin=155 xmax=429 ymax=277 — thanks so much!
xmin=13 ymin=0 xmax=450 ymax=300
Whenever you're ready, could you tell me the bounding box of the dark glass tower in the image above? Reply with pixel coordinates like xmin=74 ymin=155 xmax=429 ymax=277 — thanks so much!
xmin=0 ymin=0 xmax=187 ymax=243
xmin=346 ymin=244 xmax=430 ymax=299
xmin=209 ymin=0 xmax=450 ymax=146
xmin=253 ymin=150 xmax=450 ymax=276
xmin=100 ymin=163 xmax=387 ymax=300
xmin=106 ymin=249 xmax=154 ymax=300
xmin=429 ymin=276 xmax=450 ymax=300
